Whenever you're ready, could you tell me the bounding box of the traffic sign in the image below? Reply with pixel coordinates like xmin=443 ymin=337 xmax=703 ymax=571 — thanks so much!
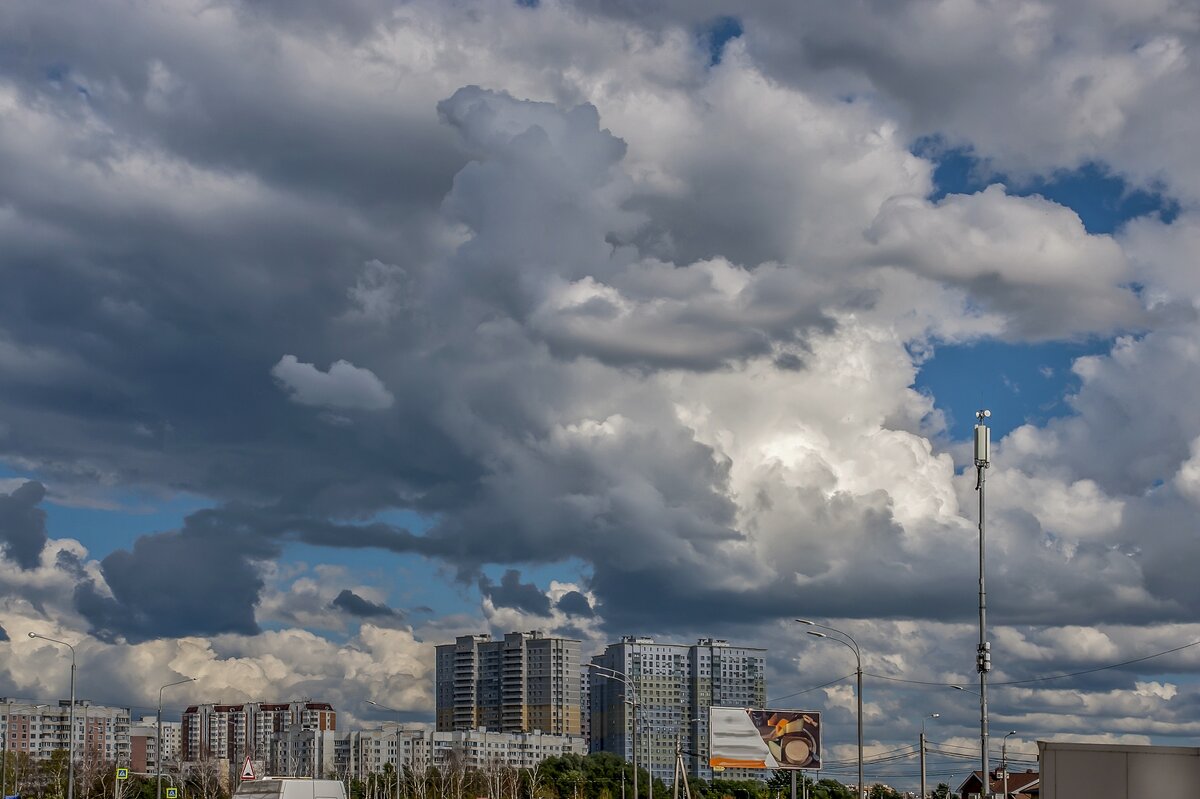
xmin=166 ymin=788 xmax=179 ymax=798
xmin=240 ymin=756 xmax=256 ymax=781
xmin=116 ymin=768 xmax=129 ymax=781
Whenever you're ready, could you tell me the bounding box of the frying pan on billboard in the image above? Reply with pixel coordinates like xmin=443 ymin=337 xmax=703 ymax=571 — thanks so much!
xmin=708 ymin=707 xmax=821 ymax=770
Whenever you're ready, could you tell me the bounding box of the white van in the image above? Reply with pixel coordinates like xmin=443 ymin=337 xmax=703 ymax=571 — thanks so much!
xmin=234 ymin=779 xmax=347 ymax=799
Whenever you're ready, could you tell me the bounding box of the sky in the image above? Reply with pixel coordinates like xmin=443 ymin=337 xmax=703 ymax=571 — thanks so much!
xmin=2 ymin=0 xmax=1200 ymax=791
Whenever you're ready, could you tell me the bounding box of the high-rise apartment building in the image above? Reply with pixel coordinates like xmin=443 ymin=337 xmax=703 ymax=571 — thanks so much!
xmin=434 ymin=631 xmax=581 ymax=736
xmin=589 ymin=637 xmax=766 ymax=783
xmin=181 ymin=701 xmax=336 ymax=763
xmin=579 ymin=667 xmax=591 ymax=743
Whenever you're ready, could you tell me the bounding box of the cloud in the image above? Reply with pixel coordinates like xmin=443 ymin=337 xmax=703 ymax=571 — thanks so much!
xmin=478 ymin=570 xmax=552 ymax=616
xmin=866 ymin=185 xmax=1146 ymax=339
xmin=0 ymin=481 xmax=49 ymax=570
xmin=74 ymin=508 xmax=280 ymax=643
xmin=4 ymin=0 xmax=1200 ymax=770
xmin=331 ymin=589 xmax=402 ymax=619
xmin=271 ymin=355 xmax=394 ymax=411
xmin=555 ymin=590 xmax=594 ymax=618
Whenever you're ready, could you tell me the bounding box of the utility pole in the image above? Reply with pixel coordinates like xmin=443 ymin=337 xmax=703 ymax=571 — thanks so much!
xmin=920 ymin=713 xmax=939 ymax=799
xmin=1001 ymin=731 xmax=1016 ymax=799
xmin=3 ymin=698 xmax=11 ymax=798
xmin=974 ymin=410 xmax=992 ymax=798
xmin=28 ymin=633 xmax=76 ymax=799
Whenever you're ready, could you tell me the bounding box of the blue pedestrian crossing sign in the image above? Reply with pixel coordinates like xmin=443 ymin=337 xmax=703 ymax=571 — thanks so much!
xmin=116 ymin=768 xmax=129 ymax=781
xmin=166 ymin=788 xmax=179 ymax=798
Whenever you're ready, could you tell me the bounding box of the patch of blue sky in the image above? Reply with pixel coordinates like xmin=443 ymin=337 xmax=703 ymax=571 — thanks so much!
xmin=0 ymin=460 xmax=209 ymax=557
xmin=39 ymin=493 xmax=209 ymax=557
xmin=912 ymin=140 xmax=1174 ymax=444
xmin=915 ymin=338 xmax=1109 ymax=441
xmin=700 ymin=16 xmax=743 ymax=66
xmin=275 ymin=541 xmax=479 ymax=619
xmin=915 ymin=137 xmax=1180 ymax=234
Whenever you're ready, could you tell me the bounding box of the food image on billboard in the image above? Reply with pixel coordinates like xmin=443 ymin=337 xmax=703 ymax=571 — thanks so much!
xmin=708 ymin=707 xmax=821 ymax=771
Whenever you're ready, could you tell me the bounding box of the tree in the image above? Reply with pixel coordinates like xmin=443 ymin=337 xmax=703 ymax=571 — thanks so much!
xmin=182 ymin=759 xmax=227 ymax=799
xmin=808 ymin=779 xmax=854 ymax=799
xmin=932 ymin=785 xmax=952 ymax=799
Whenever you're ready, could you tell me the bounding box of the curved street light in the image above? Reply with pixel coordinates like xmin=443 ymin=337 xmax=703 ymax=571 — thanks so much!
xmin=29 ymin=633 xmax=76 ymax=799
xmin=1001 ymin=731 xmax=1017 ymax=798
xmin=157 ymin=677 xmax=195 ymax=799
xmin=919 ymin=713 xmax=940 ymax=799
xmin=366 ymin=700 xmax=409 ymax=799
xmin=795 ymin=620 xmax=863 ymax=799
xmin=588 ymin=664 xmax=640 ymax=799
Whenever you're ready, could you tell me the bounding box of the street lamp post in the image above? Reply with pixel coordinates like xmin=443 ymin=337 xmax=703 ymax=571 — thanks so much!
xmin=974 ymin=410 xmax=993 ymax=798
xmin=1000 ymin=732 xmax=1016 ymax=799
xmin=588 ymin=664 xmax=639 ymax=799
xmin=28 ymin=633 xmax=76 ymax=799
xmin=795 ymin=620 xmax=863 ymax=799
xmin=366 ymin=700 xmax=407 ymax=799
xmin=157 ymin=677 xmax=196 ymax=799
xmin=919 ymin=714 xmax=940 ymax=799
xmin=2 ymin=697 xmax=11 ymax=799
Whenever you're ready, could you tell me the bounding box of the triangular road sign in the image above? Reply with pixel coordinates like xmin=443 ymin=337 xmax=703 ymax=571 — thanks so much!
xmin=240 ymin=756 xmax=256 ymax=781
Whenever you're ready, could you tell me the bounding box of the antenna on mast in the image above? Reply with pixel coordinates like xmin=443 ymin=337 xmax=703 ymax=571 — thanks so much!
xmin=974 ymin=408 xmax=992 ymax=796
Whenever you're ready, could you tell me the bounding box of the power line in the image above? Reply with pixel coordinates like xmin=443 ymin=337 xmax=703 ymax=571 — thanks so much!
xmin=863 ymin=637 xmax=1200 ymax=689
xmin=767 ymin=672 xmax=856 ymax=704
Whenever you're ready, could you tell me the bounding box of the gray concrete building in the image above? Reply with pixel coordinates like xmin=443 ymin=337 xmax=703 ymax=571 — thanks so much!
xmin=588 ymin=637 xmax=766 ymax=783
xmin=435 ymin=631 xmax=582 ymax=736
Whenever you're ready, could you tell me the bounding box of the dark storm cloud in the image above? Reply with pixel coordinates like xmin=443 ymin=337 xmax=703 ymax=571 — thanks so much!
xmin=0 ymin=481 xmax=49 ymax=570
xmin=479 ymin=570 xmax=552 ymax=616
xmin=556 ymin=590 xmax=594 ymax=618
xmin=74 ymin=509 xmax=281 ymax=643
xmin=330 ymin=589 xmax=401 ymax=619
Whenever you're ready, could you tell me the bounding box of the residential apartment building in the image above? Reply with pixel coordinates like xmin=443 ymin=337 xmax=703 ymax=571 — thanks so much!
xmin=337 ymin=726 xmax=430 ymax=779
xmin=589 ymin=637 xmax=766 ymax=783
xmin=181 ymin=701 xmax=336 ymax=763
xmin=1 ymin=699 xmax=131 ymax=766
xmin=130 ymin=716 xmax=183 ymax=773
xmin=335 ymin=727 xmax=584 ymax=778
xmin=434 ymin=632 xmax=581 ymax=736
xmin=427 ymin=728 xmax=585 ymax=770
xmin=579 ymin=668 xmax=591 ymax=744
xmin=268 ymin=723 xmax=338 ymax=778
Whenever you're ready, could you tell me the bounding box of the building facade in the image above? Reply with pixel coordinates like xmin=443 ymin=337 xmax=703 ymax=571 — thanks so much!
xmin=1 ymin=699 xmax=131 ymax=766
xmin=268 ymin=724 xmax=338 ymax=778
xmin=130 ymin=716 xmax=183 ymax=773
xmin=334 ymin=727 xmax=585 ymax=778
xmin=579 ymin=668 xmax=591 ymax=744
xmin=181 ymin=701 xmax=336 ymax=763
xmin=435 ymin=632 xmax=581 ymax=736
xmin=589 ymin=637 xmax=767 ymax=783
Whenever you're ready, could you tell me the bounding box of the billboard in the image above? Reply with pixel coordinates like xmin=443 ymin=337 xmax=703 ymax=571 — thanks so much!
xmin=709 ymin=707 xmax=821 ymax=771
